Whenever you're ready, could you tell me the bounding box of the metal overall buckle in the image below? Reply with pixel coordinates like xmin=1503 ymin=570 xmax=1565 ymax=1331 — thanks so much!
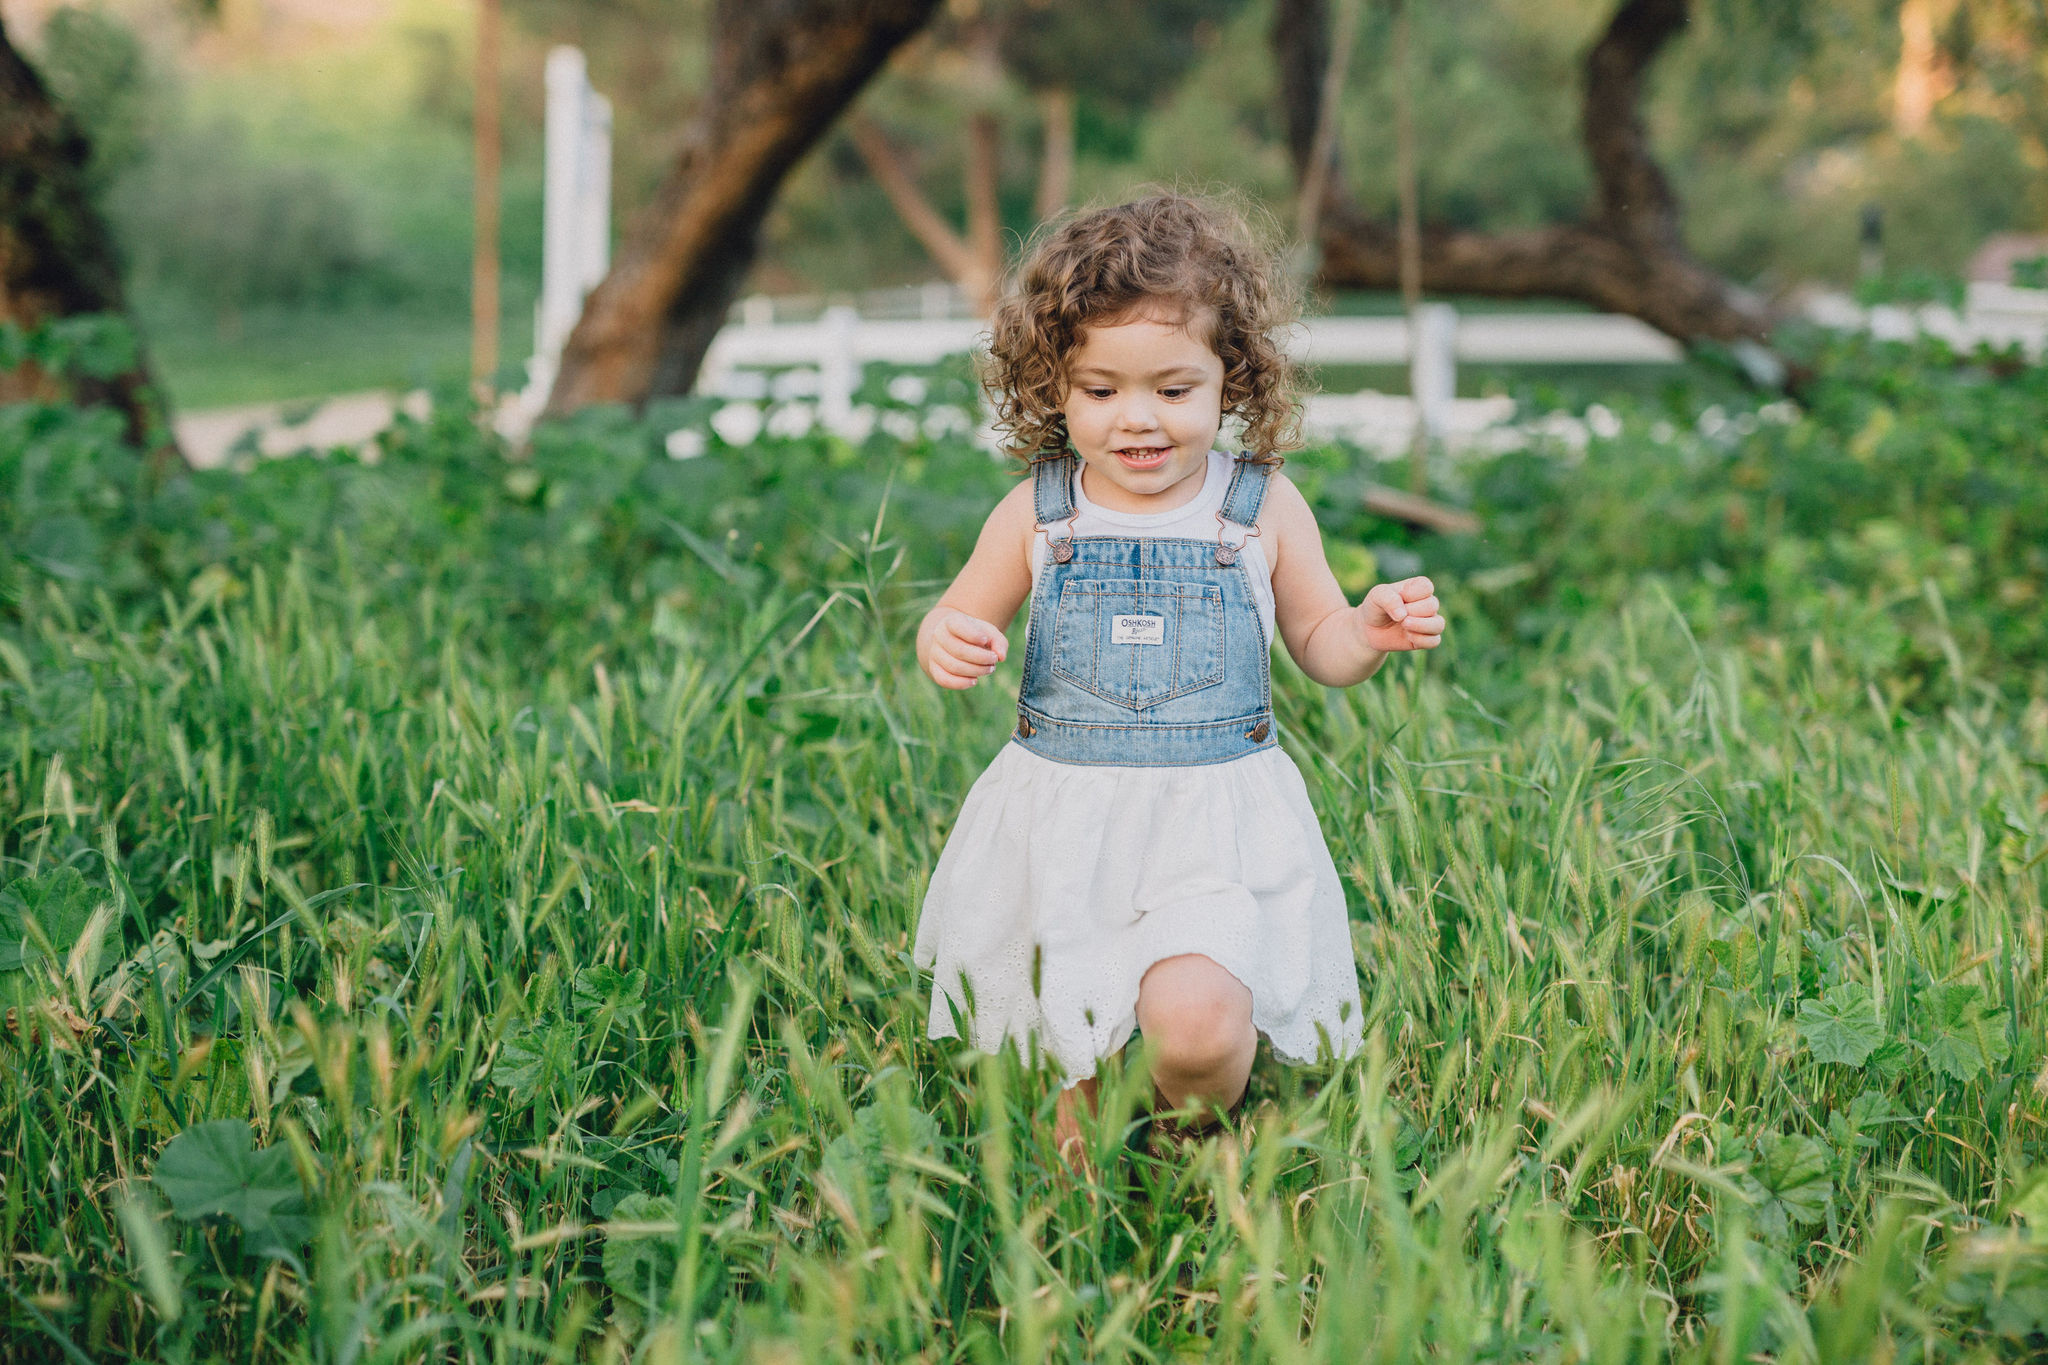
xmin=1214 ymin=511 xmax=1260 ymax=566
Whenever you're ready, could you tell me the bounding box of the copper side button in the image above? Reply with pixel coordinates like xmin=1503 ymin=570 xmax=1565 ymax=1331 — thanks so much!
xmin=1018 ymin=715 xmax=1036 ymax=738
xmin=1247 ymin=720 xmax=1270 ymax=742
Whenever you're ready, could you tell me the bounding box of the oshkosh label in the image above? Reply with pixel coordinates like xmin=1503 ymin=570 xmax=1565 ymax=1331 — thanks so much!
xmin=1111 ymin=614 xmax=1165 ymax=646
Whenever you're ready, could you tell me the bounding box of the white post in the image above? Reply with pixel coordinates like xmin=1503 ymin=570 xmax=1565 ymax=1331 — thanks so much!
xmin=502 ymin=46 xmax=611 ymax=437
xmin=1410 ymin=302 xmax=1458 ymax=448
xmin=575 ymin=81 xmax=612 ymax=296
xmin=819 ymin=305 xmax=860 ymax=434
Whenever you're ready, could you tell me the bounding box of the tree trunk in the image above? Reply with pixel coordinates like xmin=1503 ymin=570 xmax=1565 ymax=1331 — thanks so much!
xmin=1270 ymin=0 xmax=1335 ymax=187
xmin=547 ymin=0 xmax=941 ymax=413
xmin=963 ymin=111 xmax=1002 ymax=306
xmin=0 ymin=15 xmax=179 ymax=461
xmin=1301 ymin=0 xmax=1774 ymax=356
xmin=1033 ymin=86 xmax=1074 ymax=225
xmin=1292 ymin=0 xmax=1358 ymax=255
xmin=1893 ymin=0 xmax=1954 ymax=137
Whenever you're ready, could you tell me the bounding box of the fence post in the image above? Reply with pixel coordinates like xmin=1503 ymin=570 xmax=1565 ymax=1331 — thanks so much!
xmin=537 ymin=48 xmax=611 ymax=372
xmin=575 ymin=71 xmax=612 ymax=298
xmin=1410 ymin=302 xmax=1458 ymax=448
xmin=819 ymin=305 xmax=860 ymax=434
xmin=502 ymin=47 xmax=611 ymax=437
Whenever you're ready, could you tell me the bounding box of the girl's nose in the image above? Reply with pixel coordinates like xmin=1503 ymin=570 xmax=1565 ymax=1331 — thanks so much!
xmin=1116 ymin=398 xmax=1161 ymax=431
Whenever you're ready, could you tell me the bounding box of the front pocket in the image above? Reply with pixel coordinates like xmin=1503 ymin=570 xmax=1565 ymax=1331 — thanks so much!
xmin=1049 ymin=578 xmax=1224 ymax=709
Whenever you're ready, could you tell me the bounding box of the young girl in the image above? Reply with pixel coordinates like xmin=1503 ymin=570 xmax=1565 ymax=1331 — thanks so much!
xmin=911 ymin=195 xmax=1445 ymax=1164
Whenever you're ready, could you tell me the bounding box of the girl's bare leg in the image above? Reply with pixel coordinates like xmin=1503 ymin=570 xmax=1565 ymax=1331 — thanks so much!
xmin=1136 ymin=954 xmax=1256 ymax=1125
xmin=1053 ymin=1077 xmax=1100 ymax=1172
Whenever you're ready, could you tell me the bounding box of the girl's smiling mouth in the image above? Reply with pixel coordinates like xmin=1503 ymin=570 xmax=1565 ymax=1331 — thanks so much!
xmin=1115 ymin=446 xmax=1173 ymax=469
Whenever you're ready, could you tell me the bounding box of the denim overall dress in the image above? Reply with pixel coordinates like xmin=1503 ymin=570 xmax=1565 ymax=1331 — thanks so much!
xmin=1013 ymin=452 xmax=1277 ymax=767
xmin=913 ymin=451 xmax=1366 ymax=1086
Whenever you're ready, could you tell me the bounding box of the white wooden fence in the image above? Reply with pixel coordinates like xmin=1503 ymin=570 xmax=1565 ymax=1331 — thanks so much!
xmin=173 ymin=42 xmax=2048 ymax=465
xmin=690 ymin=299 xmax=1687 ymax=454
xmin=499 ymin=46 xmax=613 ymax=439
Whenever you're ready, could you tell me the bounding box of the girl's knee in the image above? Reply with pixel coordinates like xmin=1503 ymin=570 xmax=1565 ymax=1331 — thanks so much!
xmin=1139 ymin=956 xmax=1254 ymax=1074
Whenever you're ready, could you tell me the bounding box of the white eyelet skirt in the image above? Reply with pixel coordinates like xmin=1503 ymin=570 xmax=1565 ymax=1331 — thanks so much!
xmin=913 ymin=742 xmax=1366 ymax=1087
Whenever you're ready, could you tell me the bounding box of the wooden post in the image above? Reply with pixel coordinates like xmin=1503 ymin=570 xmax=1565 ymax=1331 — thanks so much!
xmin=1033 ymin=87 xmax=1074 ymax=224
xmin=1293 ymin=0 xmax=1359 ymax=271
xmin=471 ymin=0 xmax=502 ymax=393
xmin=1393 ymin=0 xmax=1429 ymax=494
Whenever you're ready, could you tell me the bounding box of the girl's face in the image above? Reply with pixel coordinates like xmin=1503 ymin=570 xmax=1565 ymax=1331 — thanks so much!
xmin=1061 ymin=310 xmax=1225 ymax=514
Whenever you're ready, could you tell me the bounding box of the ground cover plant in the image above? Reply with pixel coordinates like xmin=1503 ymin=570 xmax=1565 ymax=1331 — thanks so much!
xmin=1 ymin=331 xmax=2046 ymax=1361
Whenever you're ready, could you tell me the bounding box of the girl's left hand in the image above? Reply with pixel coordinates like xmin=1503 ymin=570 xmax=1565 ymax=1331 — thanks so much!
xmin=1358 ymin=576 xmax=1446 ymax=652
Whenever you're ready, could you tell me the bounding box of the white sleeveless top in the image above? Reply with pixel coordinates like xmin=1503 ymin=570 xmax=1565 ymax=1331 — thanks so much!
xmin=1028 ymin=450 xmax=1278 ymax=647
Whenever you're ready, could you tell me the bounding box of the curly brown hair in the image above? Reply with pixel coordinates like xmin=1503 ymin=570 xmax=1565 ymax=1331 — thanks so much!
xmin=982 ymin=192 xmax=1304 ymax=465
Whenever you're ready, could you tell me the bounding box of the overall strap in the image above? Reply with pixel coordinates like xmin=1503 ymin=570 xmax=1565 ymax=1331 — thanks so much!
xmin=1032 ymin=454 xmax=1080 ymax=561
xmin=1213 ymin=456 xmax=1274 ymax=565
xmin=1031 ymin=453 xmax=1078 ymax=523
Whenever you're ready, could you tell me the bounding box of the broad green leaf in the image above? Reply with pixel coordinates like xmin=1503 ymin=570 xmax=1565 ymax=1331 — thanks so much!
xmin=1847 ymin=1090 xmax=1899 ymax=1130
xmin=572 ymin=965 xmax=647 ymax=1018
xmin=93 ymin=930 xmax=187 ymax=1018
xmin=1867 ymin=1038 xmax=1917 ymax=1082
xmin=2009 ymin=1177 xmax=2048 ymax=1235
xmin=1917 ymin=983 xmax=2012 ymax=1083
xmin=818 ymin=1103 xmax=942 ymax=1225
xmin=1826 ymin=1090 xmax=1898 ymax=1153
xmin=152 ymin=1120 xmax=310 ymax=1259
xmin=1945 ymin=1260 xmax=2048 ymax=1339
xmin=602 ymin=1191 xmax=677 ymax=1331
xmin=490 ymin=1017 xmax=577 ymax=1101
xmin=36 ymin=314 xmax=138 ymax=381
xmin=1738 ymin=1133 xmax=1832 ymax=1243
xmin=1708 ymin=932 xmax=1760 ymax=992
xmin=1796 ymin=983 xmax=1886 ymax=1066
xmin=791 ymin=710 xmax=841 ymax=745
xmin=1381 ymin=1108 xmax=1428 ymax=1193
xmin=0 ymin=868 xmax=100 ymax=975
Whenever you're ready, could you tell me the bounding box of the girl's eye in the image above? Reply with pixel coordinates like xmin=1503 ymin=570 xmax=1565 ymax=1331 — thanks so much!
xmin=1161 ymin=388 xmax=1191 ymax=399
xmin=1084 ymin=388 xmax=1113 ymax=400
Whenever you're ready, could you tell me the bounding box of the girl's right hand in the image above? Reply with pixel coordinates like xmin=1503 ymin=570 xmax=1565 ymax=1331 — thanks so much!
xmin=918 ymin=608 xmax=1009 ymax=689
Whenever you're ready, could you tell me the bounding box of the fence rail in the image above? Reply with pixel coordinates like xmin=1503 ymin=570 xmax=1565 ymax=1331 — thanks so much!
xmin=176 ymin=284 xmax=2048 ymax=467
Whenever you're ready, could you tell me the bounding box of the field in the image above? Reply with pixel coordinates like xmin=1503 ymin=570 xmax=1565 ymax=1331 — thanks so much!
xmin=3 ymin=334 xmax=2048 ymax=1361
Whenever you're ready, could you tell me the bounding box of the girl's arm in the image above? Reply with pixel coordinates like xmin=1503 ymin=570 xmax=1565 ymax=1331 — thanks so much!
xmin=1264 ymin=472 xmax=1445 ymax=688
xmin=916 ymin=480 xmax=1038 ymax=690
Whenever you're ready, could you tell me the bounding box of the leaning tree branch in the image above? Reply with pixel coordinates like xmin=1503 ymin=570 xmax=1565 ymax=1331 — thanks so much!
xmin=848 ymin=110 xmax=1002 ymax=314
xmin=547 ymin=0 xmax=941 ymax=413
xmin=1317 ymin=213 xmax=1768 ymax=347
xmin=1303 ymin=0 xmax=1774 ymax=356
xmin=848 ymin=113 xmax=982 ymax=286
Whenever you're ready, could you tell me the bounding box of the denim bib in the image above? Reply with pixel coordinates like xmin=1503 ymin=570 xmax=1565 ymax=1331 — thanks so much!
xmin=1012 ymin=454 xmax=1277 ymax=767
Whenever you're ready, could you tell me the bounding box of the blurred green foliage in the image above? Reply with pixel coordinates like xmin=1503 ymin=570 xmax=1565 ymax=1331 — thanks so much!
xmin=5 ymin=317 xmax=2045 ymax=706
xmin=22 ymin=0 xmax=2048 ymax=408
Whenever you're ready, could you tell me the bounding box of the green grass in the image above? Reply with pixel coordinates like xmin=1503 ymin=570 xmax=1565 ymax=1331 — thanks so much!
xmin=135 ymin=283 xmax=543 ymax=410
xmin=2 ymin=333 xmax=2047 ymax=1360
